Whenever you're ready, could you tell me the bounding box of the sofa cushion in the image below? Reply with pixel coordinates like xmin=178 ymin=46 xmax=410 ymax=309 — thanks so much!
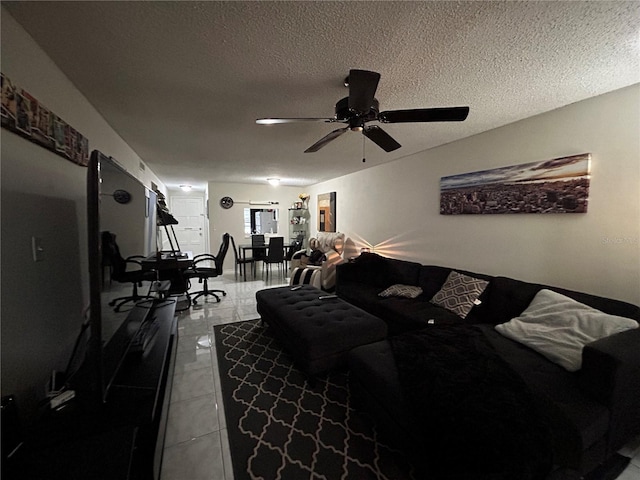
xmin=347 ymin=253 xmax=421 ymax=288
xmin=380 ymin=297 xmax=467 ymax=333
xmin=352 ymin=323 xmax=613 ymax=470
xmin=478 ymin=276 xmax=549 ymax=325
xmin=480 ymin=276 xmax=640 ymax=326
xmin=478 ymin=324 xmax=610 ymax=464
xmin=346 ymin=253 xmax=391 ymax=287
xmin=385 ymin=257 xmax=422 ymax=286
xmin=388 ymin=324 xmax=555 ymax=477
xmin=348 ymin=340 xmax=415 ymax=438
xmin=337 ymin=282 xmax=462 ymax=334
xmin=495 ymin=289 xmax=639 ymax=372
xmin=579 ymin=328 xmax=640 ymax=453
xmin=431 ymin=271 xmax=489 ymax=319
xmin=417 ymin=265 xmax=454 ymax=298
xmin=378 ymin=284 xmax=423 ymax=299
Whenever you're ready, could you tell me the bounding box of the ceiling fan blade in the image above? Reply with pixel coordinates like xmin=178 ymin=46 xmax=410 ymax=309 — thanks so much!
xmin=304 ymin=127 xmax=349 ymax=153
xmin=348 ymin=69 xmax=381 ymax=115
xmin=379 ymin=106 xmax=470 ymax=123
xmin=362 ymin=125 xmax=401 ymax=152
xmin=256 ymin=117 xmax=335 ymax=125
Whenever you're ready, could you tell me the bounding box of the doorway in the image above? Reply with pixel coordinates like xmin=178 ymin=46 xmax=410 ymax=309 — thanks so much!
xmin=170 ymin=196 xmax=207 ymax=256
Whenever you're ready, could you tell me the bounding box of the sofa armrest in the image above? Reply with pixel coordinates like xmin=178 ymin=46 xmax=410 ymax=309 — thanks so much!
xmin=336 ymin=260 xmax=362 ymax=282
xmin=320 ymin=249 xmax=345 ymax=291
xmin=579 ymin=327 xmax=640 ymax=452
xmin=289 ymin=249 xmax=309 ymax=271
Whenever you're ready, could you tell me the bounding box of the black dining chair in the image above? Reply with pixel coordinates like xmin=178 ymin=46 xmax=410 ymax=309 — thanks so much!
xmin=184 ymin=233 xmax=229 ymax=304
xmin=229 ymin=234 xmax=256 ymax=280
xmin=251 ymin=234 xmax=266 ymax=274
xmin=263 ymin=236 xmax=285 ymax=279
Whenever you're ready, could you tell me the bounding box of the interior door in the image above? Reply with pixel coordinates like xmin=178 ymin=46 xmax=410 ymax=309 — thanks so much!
xmin=170 ymin=196 xmax=206 ymax=256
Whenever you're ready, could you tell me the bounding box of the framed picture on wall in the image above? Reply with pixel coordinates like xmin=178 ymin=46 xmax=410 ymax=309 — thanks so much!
xmin=1 ymin=72 xmax=89 ymax=166
xmin=440 ymin=153 xmax=591 ymax=214
xmin=318 ymin=192 xmax=336 ymax=232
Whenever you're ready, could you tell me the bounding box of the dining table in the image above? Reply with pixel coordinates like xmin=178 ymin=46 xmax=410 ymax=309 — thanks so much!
xmin=237 ymin=242 xmax=293 ymax=280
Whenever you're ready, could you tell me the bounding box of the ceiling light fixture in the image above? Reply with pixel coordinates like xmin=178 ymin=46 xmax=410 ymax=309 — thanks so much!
xmin=267 ymin=178 xmax=280 ymax=186
xmin=180 ymin=184 xmax=192 ymax=192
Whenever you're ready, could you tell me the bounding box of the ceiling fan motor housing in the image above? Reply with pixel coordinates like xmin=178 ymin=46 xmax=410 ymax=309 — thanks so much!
xmin=335 ymin=97 xmax=379 ymax=122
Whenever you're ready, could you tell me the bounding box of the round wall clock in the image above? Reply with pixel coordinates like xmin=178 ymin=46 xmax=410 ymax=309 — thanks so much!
xmin=220 ymin=196 xmax=234 ymax=209
xmin=113 ymin=189 xmax=132 ymax=204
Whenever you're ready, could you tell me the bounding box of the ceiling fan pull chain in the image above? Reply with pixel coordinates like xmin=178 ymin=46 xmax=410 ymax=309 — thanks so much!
xmin=362 ymin=134 xmax=366 ymax=163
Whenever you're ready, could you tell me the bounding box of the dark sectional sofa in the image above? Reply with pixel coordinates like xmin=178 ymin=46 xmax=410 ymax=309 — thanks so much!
xmin=335 ymin=253 xmax=640 ymax=478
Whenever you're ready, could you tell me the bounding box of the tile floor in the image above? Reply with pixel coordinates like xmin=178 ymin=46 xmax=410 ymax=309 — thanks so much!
xmin=160 ymin=271 xmax=287 ymax=480
xmin=158 ymin=272 xmax=640 ymax=480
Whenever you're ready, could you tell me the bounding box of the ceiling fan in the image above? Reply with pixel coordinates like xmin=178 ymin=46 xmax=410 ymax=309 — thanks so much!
xmin=256 ymin=69 xmax=469 ymax=153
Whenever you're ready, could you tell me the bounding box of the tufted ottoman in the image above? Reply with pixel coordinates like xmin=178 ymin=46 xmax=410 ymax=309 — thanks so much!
xmin=256 ymin=285 xmax=388 ymax=377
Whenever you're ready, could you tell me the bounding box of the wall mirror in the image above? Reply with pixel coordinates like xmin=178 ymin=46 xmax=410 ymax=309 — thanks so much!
xmin=244 ymin=208 xmax=279 ymax=235
xmin=318 ymin=192 xmax=336 ymax=232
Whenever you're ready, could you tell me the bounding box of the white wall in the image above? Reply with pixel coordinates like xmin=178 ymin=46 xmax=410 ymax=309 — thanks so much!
xmin=307 ymin=85 xmax=640 ymax=304
xmin=1 ymin=9 xmax=165 ymax=193
xmin=207 ymin=182 xmax=302 ymax=271
xmin=0 ymin=8 xmax=165 ymax=422
xmin=1 ymin=7 xmax=167 ymax=295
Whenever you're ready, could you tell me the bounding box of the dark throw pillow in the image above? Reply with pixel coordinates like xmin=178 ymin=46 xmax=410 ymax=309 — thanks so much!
xmin=378 ymin=284 xmax=423 ymax=299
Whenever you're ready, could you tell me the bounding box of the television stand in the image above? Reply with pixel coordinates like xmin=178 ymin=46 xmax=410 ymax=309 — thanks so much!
xmin=7 ymin=299 xmax=177 ymax=480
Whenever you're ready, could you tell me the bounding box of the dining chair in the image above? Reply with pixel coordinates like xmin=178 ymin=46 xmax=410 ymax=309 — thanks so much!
xmin=251 ymin=234 xmax=266 ymax=274
xmin=263 ymin=236 xmax=285 ymax=279
xmin=229 ymin=234 xmax=256 ymax=280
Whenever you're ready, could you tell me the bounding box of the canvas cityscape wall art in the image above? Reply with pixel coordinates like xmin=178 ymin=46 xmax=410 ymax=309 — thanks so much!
xmin=440 ymin=153 xmax=591 ymax=215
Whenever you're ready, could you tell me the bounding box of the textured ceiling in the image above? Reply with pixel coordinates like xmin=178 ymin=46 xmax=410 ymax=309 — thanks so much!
xmin=3 ymin=1 xmax=639 ymax=188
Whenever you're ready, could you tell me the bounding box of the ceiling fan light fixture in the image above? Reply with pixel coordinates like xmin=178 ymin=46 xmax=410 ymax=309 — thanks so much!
xmin=180 ymin=184 xmax=192 ymax=192
xmin=267 ymin=177 xmax=281 ymax=186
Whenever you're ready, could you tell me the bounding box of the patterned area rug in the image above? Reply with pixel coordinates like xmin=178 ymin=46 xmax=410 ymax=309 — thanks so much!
xmin=214 ymin=319 xmax=418 ymax=480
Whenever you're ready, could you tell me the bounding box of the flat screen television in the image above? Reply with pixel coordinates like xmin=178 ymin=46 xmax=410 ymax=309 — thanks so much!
xmin=86 ymin=149 xmax=158 ymax=403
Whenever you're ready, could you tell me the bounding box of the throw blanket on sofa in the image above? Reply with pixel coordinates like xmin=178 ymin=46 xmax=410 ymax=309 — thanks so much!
xmin=389 ymin=324 xmax=552 ymax=480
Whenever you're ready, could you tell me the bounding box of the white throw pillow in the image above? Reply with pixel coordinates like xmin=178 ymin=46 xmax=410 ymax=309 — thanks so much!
xmin=495 ymin=289 xmax=638 ymax=372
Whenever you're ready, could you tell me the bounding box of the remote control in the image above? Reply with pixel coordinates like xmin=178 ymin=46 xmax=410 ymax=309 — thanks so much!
xmin=318 ymin=294 xmax=338 ymax=300
xmin=290 ymin=285 xmax=302 ymax=291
